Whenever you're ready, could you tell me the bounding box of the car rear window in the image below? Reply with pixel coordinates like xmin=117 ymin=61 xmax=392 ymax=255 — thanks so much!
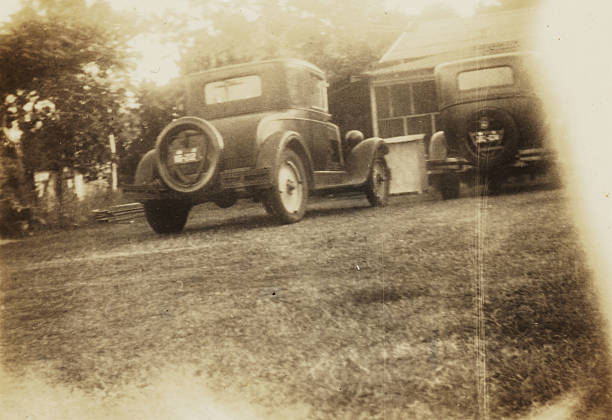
xmin=204 ymin=75 xmax=262 ymax=104
xmin=457 ymin=66 xmax=514 ymax=91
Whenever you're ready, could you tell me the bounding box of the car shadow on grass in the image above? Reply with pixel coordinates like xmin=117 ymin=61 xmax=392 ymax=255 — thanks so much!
xmin=136 ymin=201 xmax=376 ymax=238
xmin=184 ymin=205 xmax=373 ymax=232
xmin=499 ymin=180 xmax=562 ymax=195
xmin=464 ymin=179 xmax=562 ymax=198
xmin=130 ymin=194 xmax=406 ymax=242
xmin=150 ymin=214 xmax=279 ymax=237
xmin=304 ymin=203 xmax=375 ymax=220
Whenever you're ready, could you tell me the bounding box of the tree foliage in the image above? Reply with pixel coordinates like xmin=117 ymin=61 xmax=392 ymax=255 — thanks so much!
xmin=0 ymin=0 xmax=137 ymax=233
xmin=3 ymin=0 xmax=136 ymax=173
xmin=1 ymin=1 xmax=130 ymax=93
xmin=177 ymin=0 xmax=409 ymax=83
xmin=119 ymin=81 xmax=185 ymax=184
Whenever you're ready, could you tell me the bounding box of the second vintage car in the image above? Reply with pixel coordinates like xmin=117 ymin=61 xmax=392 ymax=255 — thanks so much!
xmin=123 ymin=59 xmax=390 ymax=233
xmin=428 ymin=51 xmax=552 ymax=198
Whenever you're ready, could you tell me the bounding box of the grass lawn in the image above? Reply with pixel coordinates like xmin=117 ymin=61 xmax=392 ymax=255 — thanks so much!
xmin=1 ymin=185 xmax=610 ymax=419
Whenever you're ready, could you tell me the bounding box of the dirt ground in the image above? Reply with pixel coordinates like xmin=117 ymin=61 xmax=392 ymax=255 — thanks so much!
xmin=1 ymin=183 xmax=611 ymax=419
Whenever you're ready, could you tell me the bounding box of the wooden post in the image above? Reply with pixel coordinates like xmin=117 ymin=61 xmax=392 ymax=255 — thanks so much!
xmin=109 ymin=134 xmax=117 ymax=191
xmin=369 ymin=82 xmax=379 ymax=137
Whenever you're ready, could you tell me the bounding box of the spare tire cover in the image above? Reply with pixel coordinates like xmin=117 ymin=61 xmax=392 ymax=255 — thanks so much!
xmin=459 ymin=107 xmax=519 ymax=170
xmin=155 ymin=116 xmax=224 ymax=193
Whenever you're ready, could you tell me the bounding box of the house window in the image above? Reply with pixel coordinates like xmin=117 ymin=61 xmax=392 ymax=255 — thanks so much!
xmin=378 ymin=119 xmax=404 ymax=138
xmin=374 ymin=80 xmax=439 ymax=140
xmin=412 ymin=80 xmax=437 ymax=114
xmin=406 ymin=115 xmax=431 ymax=135
xmin=374 ymin=86 xmax=391 ymax=118
xmin=390 ymin=84 xmax=412 ymax=116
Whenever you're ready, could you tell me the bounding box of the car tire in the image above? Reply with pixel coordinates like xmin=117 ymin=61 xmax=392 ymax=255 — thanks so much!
xmin=439 ymin=173 xmax=460 ymax=200
xmin=365 ymin=156 xmax=390 ymax=207
xmin=263 ymin=149 xmax=308 ymax=224
xmin=143 ymin=200 xmax=191 ymax=234
xmin=459 ymin=107 xmax=520 ymax=170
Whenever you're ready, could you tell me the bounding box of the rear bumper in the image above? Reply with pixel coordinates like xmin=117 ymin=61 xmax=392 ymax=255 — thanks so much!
xmin=219 ymin=167 xmax=271 ymax=189
xmin=427 ymin=157 xmax=467 ymax=175
xmin=427 ymin=148 xmax=554 ymax=175
xmin=122 ymin=167 xmax=272 ymax=202
xmin=122 ymin=181 xmax=184 ymax=202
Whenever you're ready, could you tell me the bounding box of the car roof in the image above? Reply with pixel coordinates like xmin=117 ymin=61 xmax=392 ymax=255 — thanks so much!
xmin=184 ymin=58 xmax=326 ymax=81
xmin=435 ymin=51 xmax=539 ymax=74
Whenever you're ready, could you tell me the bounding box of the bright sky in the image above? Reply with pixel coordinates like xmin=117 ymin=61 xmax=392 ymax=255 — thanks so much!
xmin=1 ymin=0 xmax=496 ymax=85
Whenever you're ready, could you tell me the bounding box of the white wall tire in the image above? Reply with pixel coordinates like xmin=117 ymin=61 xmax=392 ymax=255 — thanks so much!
xmin=263 ymin=149 xmax=308 ymax=224
xmin=366 ymin=157 xmax=390 ymax=207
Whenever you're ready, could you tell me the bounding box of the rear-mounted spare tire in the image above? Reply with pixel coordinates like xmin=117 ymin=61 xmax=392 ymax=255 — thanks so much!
xmin=155 ymin=116 xmax=224 ymax=193
xmin=460 ymin=107 xmax=519 ymax=170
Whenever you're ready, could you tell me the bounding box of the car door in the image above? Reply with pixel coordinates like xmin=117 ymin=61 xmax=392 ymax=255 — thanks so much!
xmin=306 ymin=73 xmax=344 ymax=171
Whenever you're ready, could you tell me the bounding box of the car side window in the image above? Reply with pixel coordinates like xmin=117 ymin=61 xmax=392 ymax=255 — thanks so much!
xmin=287 ymin=68 xmax=328 ymax=112
xmin=311 ymin=76 xmax=329 ymax=111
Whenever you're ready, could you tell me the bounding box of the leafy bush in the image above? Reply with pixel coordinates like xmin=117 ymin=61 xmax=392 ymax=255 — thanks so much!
xmin=0 ymin=142 xmax=31 ymax=238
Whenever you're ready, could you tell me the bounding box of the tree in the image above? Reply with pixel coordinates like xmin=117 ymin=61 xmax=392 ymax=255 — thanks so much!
xmin=0 ymin=131 xmax=30 ymax=236
xmin=0 ymin=0 xmax=137 ymax=231
xmin=119 ymin=81 xmax=185 ymax=185
xmin=177 ymin=0 xmax=409 ymax=84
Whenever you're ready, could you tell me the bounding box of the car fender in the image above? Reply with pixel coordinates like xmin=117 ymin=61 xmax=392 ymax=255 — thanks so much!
xmin=255 ymin=112 xmax=295 ymax=146
xmin=345 ymin=137 xmax=389 ymax=184
xmin=429 ymin=131 xmax=449 ymax=162
xmin=134 ymin=149 xmax=157 ymax=185
xmin=256 ymin=130 xmax=314 ymax=186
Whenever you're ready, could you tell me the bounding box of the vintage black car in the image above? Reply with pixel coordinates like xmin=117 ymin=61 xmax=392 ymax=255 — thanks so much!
xmin=123 ymin=59 xmax=389 ymax=233
xmin=429 ymin=52 xmax=551 ymax=197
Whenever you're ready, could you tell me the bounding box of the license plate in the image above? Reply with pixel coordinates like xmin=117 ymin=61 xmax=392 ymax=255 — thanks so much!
xmin=174 ymin=148 xmax=199 ymax=164
xmin=472 ymin=130 xmax=503 ymax=145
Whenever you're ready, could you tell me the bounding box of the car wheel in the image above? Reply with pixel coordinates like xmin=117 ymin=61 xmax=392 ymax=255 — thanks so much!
xmin=263 ymin=149 xmax=308 ymax=224
xmin=143 ymin=200 xmax=191 ymax=234
xmin=439 ymin=173 xmax=460 ymax=200
xmin=365 ymin=157 xmax=390 ymax=206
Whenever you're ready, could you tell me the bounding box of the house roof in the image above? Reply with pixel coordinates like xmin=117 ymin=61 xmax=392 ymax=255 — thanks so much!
xmin=365 ymin=7 xmax=539 ymax=79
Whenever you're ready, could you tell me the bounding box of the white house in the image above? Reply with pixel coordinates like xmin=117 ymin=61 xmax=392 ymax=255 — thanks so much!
xmin=362 ymin=7 xmax=539 ymax=140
